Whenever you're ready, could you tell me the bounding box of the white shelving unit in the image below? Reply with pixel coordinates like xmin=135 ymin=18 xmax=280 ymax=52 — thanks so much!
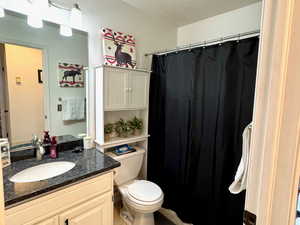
xmin=95 ymin=135 xmax=150 ymax=149
xmin=95 ymin=65 xmax=151 ymax=157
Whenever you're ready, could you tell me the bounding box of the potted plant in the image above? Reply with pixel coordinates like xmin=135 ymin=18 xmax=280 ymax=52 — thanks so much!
xmin=115 ymin=119 xmax=131 ymax=138
xmin=128 ymin=117 xmax=143 ymax=136
xmin=104 ymin=123 xmax=114 ymax=141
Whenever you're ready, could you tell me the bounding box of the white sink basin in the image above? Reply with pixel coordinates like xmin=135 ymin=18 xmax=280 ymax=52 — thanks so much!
xmin=9 ymin=161 xmax=76 ymax=183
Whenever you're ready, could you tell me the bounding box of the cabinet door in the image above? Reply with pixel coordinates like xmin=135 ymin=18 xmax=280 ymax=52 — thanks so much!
xmin=104 ymin=69 xmax=128 ymax=110
xmin=24 ymin=217 xmax=58 ymax=225
xmin=59 ymin=193 xmax=113 ymax=225
xmin=128 ymin=71 xmax=149 ymax=109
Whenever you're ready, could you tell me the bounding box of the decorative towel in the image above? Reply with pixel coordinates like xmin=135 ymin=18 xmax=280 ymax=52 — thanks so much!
xmin=62 ymin=97 xmax=85 ymax=121
xmin=229 ymin=122 xmax=252 ymax=194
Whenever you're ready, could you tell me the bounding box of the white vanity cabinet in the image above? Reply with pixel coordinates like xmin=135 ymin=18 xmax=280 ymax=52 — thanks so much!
xmin=102 ymin=66 xmax=150 ymax=111
xmin=24 ymin=217 xmax=58 ymax=225
xmin=5 ymin=172 xmax=114 ymax=225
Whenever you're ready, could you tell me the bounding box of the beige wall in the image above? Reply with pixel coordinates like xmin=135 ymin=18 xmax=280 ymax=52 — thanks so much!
xmin=177 ymin=2 xmax=262 ymax=46
xmin=5 ymin=44 xmax=43 ymax=145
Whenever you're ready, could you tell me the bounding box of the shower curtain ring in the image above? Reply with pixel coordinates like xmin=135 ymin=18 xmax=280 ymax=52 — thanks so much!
xmin=188 ymin=44 xmax=192 ymax=52
xmin=219 ymin=37 xmax=224 ymax=46
xmin=203 ymin=41 xmax=206 ymax=49
xmin=237 ymin=34 xmax=241 ymax=43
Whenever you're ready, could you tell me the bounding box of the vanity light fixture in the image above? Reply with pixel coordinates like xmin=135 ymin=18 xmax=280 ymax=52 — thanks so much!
xmin=0 ymin=0 xmax=5 ymax=18
xmin=25 ymin=0 xmax=82 ymax=36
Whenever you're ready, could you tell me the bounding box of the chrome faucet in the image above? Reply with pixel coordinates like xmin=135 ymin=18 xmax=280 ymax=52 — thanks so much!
xmin=32 ymin=135 xmax=45 ymax=160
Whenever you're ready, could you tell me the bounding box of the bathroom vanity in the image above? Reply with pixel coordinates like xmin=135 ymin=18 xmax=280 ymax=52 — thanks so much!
xmin=3 ymin=149 xmax=120 ymax=225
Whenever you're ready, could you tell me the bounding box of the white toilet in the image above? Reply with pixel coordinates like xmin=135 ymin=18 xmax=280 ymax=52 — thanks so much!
xmin=109 ymin=148 xmax=164 ymax=225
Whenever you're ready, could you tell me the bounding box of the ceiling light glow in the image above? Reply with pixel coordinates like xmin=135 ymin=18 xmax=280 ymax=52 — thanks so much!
xmin=0 ymin=0 xmax=5 ymax=18
xmin=0 ymin=7 xmax=4 ymax=18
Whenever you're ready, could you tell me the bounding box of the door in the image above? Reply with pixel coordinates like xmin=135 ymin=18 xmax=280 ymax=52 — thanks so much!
xmin=104 ymin=68 xmax=128 ymax=110
xmin=128 ymin=71 xmax=148 ymax=109
xmin=245 ymin=0 xmax=300 ymax=225
xmin=25 ymin=217 xmax=58 ymax=225
xmin=59 ymin=193 xmax=113 ymax=225
xmin=4 ymin=44 xmax=44 ymax=145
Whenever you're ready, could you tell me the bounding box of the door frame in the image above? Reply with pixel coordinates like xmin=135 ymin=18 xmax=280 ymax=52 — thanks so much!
xmin=245 ymin=0 xmax=300 ymax=225
xmin=0 ymin=45 xmax=8 ymax=138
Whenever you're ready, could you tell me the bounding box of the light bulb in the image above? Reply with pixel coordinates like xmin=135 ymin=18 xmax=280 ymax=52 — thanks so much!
xmin=0 ymin=0 xmax=5 ymax=18
xmin=0 ymin=7 xmax=4 ymax=18
xmin=27 ymin=15 xmax=43 ymax=28
xmin=60 ymin=24 xmax=72 ymax=37
xmin=70 ymin=4 xmax=82 ymax=27
xmin=27 ymin=0 xmax=45 ymax=28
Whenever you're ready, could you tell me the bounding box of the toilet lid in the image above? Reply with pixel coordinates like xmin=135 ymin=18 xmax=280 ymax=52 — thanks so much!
xmin=127 ymin=180 xmax=162 ymax=202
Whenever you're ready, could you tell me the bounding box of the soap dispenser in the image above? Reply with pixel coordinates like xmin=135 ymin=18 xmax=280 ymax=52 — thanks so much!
xmin=43 ymin=131 xmax=51 ymax=154
xmin=50 ymin=136 xmax=58 ymax=159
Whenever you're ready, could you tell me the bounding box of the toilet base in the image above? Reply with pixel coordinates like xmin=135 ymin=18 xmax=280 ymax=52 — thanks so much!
xmin=120 ymin=208 xmax=133 ymax=225
xmin=133 ymin=212 xmax=155 ymax=225
xmin=120 ymin=208 xmax=155 ymax=225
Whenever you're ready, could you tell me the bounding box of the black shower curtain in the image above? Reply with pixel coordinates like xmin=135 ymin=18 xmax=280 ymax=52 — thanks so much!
xmin=148 ymin=37 xmax=259 ymax=225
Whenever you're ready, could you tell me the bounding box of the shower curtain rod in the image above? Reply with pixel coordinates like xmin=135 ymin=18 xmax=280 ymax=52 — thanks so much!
xmin=145 ymin=29 xmax=260 ymax=56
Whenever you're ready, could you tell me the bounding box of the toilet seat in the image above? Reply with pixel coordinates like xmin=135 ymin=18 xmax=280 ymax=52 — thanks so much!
xmin=127 ymin=180 xmax=163 ymax=205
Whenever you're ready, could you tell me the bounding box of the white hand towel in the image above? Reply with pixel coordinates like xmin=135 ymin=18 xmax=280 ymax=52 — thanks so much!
xmin=62 ymin=97 xmax=85 ymax=121
xmin=229 ymin=122 xmax=252 ymax=194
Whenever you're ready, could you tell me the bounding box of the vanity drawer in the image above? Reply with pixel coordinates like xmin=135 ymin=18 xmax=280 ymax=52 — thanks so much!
xmin=5 ymin=172 xmax=113 ymax=225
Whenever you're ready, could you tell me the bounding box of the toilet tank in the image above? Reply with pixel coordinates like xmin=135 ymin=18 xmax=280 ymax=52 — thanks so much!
xmin=109 ymin=148 xmax=145 ymax=186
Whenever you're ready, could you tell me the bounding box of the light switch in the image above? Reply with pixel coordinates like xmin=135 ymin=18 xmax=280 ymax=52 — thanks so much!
xmin=58 ymin=104 xmax=62 ymax=112
xmin=16 ymin=76 xmax=22 ymax=85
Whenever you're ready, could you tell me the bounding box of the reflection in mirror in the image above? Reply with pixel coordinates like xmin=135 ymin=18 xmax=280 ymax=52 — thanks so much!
xmin=0 ymin=11 xmax=88 ymax=148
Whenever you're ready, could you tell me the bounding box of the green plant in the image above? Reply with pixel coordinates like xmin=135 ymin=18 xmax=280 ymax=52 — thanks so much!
xmin=115 ymin=119 xmax=131 ymax=137
xmin=104 ymin=123 xmax=114 ymax=135
xmin=128 ymin=117 xmax=143 ymax=130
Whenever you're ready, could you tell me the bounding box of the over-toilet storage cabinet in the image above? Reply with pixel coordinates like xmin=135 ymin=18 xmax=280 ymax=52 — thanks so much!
xmin=103 ymin=67 xmax=149 ymax=111
xmin=5 ymin=172 xmax=114 ymax=225
xmin=95 ymin=65 xmax=151 ymax=178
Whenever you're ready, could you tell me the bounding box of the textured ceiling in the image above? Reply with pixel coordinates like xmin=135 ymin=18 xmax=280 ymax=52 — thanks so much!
xmin=120 ymin=0 xmax=261 ymax=26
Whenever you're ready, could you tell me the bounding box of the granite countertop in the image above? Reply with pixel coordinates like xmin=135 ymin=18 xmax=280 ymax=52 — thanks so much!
xmin=3 ymin=148 xmax=120 ymax=208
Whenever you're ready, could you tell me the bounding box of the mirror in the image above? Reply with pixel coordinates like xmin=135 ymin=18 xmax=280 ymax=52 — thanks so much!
xmin=0 ymin=11 xmax=88 ymax=148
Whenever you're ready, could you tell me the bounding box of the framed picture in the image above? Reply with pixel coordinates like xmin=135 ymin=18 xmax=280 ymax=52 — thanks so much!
xmin=102 ymin=28 xmax=137 ymax=69
xmin=58 ymin=63 xmax=84 ymax=88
